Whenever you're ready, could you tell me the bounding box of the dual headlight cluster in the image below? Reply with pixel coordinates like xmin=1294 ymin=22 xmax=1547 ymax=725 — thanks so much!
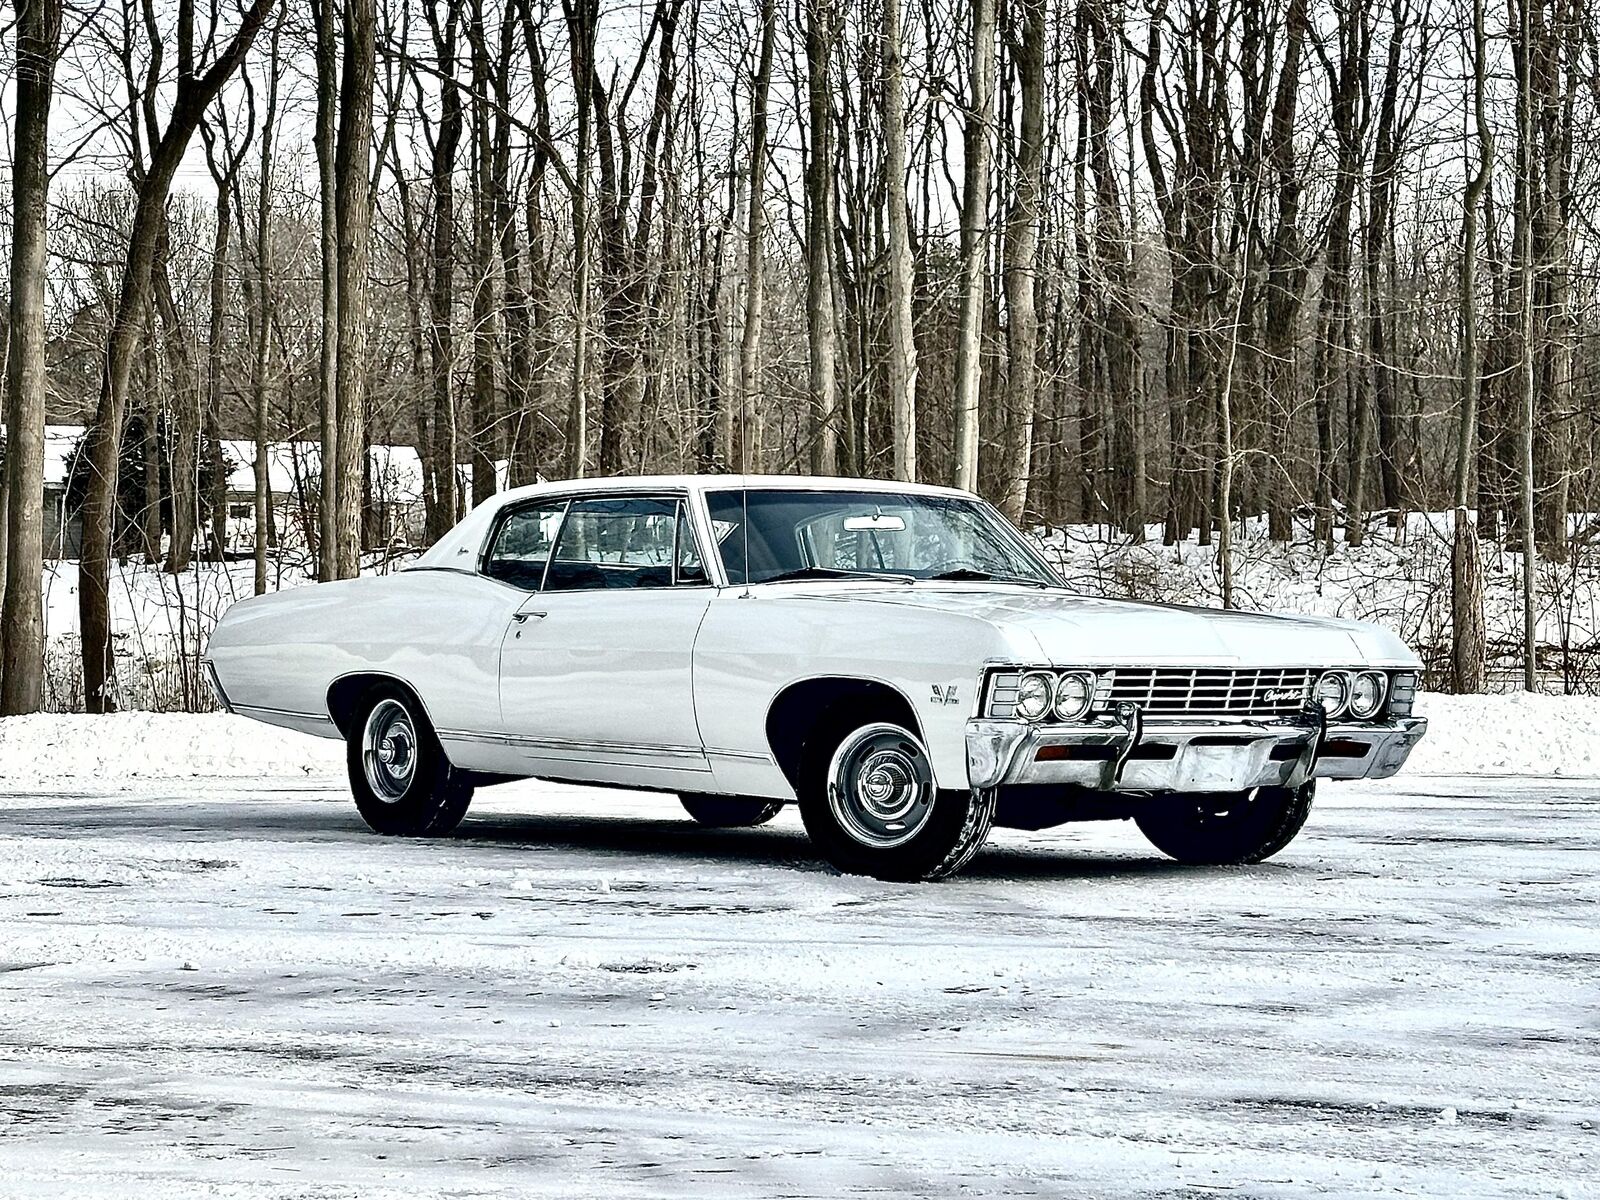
xmin=989 ymin=667 xmax=1411 ymax=724
xmin=1314 ymin=669 xmax=1388 ymax=719
xmin=1002 ymin=670 xmax=1102 ymax=723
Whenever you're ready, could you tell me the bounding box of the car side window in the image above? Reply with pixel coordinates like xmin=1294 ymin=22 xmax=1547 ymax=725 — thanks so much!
xmin=545 ymin=496 xmax=702 ymax=592
xmin=483 ymin=502 xmax=566 ymax=590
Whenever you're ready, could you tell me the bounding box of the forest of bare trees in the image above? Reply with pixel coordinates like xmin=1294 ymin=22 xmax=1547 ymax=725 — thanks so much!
xmin=3 ymin=0 xmax=1600 ymax=712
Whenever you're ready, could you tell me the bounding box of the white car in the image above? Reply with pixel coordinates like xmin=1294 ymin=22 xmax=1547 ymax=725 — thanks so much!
xmin=205 ymin=474 xmax=1428 ymax=881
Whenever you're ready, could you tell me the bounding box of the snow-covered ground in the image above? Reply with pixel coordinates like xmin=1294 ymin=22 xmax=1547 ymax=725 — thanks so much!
xmin=1 ymin=709 xmax=1597 ymax=1196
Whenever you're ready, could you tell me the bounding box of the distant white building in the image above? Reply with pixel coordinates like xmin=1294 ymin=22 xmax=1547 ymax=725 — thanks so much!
xmin=4 ymin=425 xmax=437 ymax=561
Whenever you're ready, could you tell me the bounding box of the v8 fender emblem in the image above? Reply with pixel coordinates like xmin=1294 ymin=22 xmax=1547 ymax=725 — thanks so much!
xmin=930 ymin=684 xmax=961 ymax=707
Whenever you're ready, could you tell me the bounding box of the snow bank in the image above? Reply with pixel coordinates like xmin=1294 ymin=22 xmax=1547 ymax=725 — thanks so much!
xmin=0 ymin=713 xmax=343 ymax=784
xmin=0 ymin=694 xmax=1595 ymax=784
xmin=1408 ymin=692 xmax=1600 ymax=777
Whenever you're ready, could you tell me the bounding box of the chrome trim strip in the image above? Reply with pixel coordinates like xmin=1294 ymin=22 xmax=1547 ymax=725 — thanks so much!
xmin=439 ymin=729 xmax=711 ymax=764
xmin=705 ymin=747 xmax=774 ymax=763
xmin=234 ymin=702 xmax=337 ymax=728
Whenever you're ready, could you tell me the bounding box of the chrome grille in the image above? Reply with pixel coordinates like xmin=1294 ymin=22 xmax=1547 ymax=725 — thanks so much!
xmin=1102 ymin=667 xmax=1315 ymax=720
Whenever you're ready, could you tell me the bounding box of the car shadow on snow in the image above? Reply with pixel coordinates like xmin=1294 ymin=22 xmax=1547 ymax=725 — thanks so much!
xmin=456 ymin=812 xmax=1193 ymax=881
xmin=2 ymin=791 xmax=1238 ymax=881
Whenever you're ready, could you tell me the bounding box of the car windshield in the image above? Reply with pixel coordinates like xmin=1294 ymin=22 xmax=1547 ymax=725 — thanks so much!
xmin=705 ymin=489 xmax=1060 ymax=587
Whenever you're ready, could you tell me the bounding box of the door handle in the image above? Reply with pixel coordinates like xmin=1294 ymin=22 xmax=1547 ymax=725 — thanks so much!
xmin=512 ymin=611 xmax=547 ymax=623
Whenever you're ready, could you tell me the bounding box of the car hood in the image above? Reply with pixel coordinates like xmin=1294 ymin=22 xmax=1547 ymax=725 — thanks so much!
xmin=787 ymin=585 xmax=1417 ymax=668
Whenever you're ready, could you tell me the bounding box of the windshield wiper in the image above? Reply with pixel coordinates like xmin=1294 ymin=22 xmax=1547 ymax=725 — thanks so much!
xmin=925 ymin=568 xmax=1051 ymax=588
xmin=760 ymin=567 xmax=914 ymax=584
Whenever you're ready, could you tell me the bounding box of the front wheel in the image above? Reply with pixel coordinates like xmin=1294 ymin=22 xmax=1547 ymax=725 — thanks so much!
xmin=678 ymin=794 xmax=784 ymax=827
xmin=1134 ymin=782 xmax=1314 ymax=865
xmin=347 ymin=685 xmax=474 ymax=837
xmin=797 ymin=720 xmax=995 ymax=882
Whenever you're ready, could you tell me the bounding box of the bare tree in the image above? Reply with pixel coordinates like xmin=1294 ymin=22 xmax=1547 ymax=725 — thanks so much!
xmin=78 ymin=0 xmax=278 ymax=713
xmin=312 ymin=0 xmax=339 ymax=578
xmin=997 ymin=0 xmax=1044 ymax=521
xmin=1515 ymin=0 xmax=1537 ymax=689
xmin=951 ymin=0 xmax=997 ymax=491
xmin=883 ymin=0 xmax=917 ymax=481
xmin=1451 ymin=0 xmax=1492 ymax=693
xmin=804 ymin=0 xmax=840 ymax=475
xmin=245 ymin=19 xmax=280 ymax=594
xmin=735 ymin=0 xmax=777 ymax=471
xmin=332 ymin=0 xmax=377 ymax=577
xmin=468 ymin=0 xmax=500 ymax=505
xmin=0 ymin=0 xmax=63 ymax=715
xmin=563 ymin=0 xmax=598 ymax=477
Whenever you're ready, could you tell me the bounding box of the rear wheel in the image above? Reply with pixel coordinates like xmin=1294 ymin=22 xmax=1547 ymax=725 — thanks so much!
xmin=346 ymin=685 xmax=474 ymax=836
xmin=796 ymin=720 xmax=994 ymax=881
xmin=1134 ymin=782 xmax=1314 ymax=865
xmin=678 ymin=794 xmax=784 ymax=827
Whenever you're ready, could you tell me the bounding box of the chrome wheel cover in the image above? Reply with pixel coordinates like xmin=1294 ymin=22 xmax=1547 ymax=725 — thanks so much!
xmin=827 ymin=723 xmax=935 ymax=849
xmin=362 ymin=698 xmax=418 ymax=803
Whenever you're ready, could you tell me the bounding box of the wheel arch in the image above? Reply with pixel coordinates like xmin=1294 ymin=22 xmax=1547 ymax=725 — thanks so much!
xmin=764 ymin=676 xmax=926 ymax=791
xmin=326 ymin=672 xmax=438 ymax=740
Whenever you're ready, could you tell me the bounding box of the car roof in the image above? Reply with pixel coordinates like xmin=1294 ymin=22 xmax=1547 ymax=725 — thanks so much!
xmin=412 ymin=473 xmax=982 ymax=570
xmin=508 ymin=473 xmax=976 ymax=502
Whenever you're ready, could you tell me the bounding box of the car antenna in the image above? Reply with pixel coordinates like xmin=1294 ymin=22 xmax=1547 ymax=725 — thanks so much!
xmin=740 ymin=482 xmax=752 ymax=599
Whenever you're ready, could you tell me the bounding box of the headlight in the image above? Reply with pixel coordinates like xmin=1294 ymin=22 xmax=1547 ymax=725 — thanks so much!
xmin=1053 ymin=672 xmax=1096 ymax=721
xmin=1314 ymin=671 xmax=1352 ymax=717
xmin=1015 ymin=672 xmax=1055 ymax=721
xmin=1348 ymin=671 xmax=1387 ymax=719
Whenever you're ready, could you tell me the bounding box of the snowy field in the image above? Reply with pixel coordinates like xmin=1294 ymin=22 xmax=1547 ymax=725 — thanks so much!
xmin=1 ymin=704 xmax=1598 ymax=1197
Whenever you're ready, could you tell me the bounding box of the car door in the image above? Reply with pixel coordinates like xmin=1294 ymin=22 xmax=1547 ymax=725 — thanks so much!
xmin=492 ymin=493 xmax=716 ymax=789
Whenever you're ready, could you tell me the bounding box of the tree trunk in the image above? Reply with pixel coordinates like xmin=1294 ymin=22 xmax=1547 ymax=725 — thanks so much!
xmin=426 ymin=0 xmax=462 ymax=531
xmin=1310 ymin=1 xmax=1368 ymax=547
xmin=333 ymin=0 xmax=376 ymax=576
xmin=496 ymin=11 xmax=534 ymax=489
xmin=951 ymin=0 xmax=996 ymax=492
xmin=139 ymin=306 xmax=164 ymax=563
xmin=883 ymin=0 xmax=917 ymax=482
xmin=151 ymin=222 xmax=197 ymax=574
xmin=469 ymin=0 xmax=499 ymax=506
xmin=1515 ymin=0 xmax=1538 ymax=690
xmin=251 ymin=27 xmax=280 ymax=594
xmin=998 ymin=0 xmax=1044 ymax=522
xmin=312 ymin=0 xmax=339 ymax=578
xmin=804 ymin=0 xmax=840 ymax=475
xmin=0 ymin=0 xmax=61 ymax=715
xmin=1361 ymin=8 xmax=1407 ymax=535
xmin=1261 ymin=0 xmax=1309 ymax=543
xmin=735 ymin=0 xmax=777 ymax=472
xmin=1452 ymin=0 xmax=1492 ymax=695
xmin=564 ymin=0 xmax=598 ymax=478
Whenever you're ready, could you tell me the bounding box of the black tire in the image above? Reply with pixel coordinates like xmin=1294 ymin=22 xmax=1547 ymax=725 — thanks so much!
xmin=678 ymin=794 xmax=784 ymax=827
xmin=796 ymin=717 xmax=995 ymax=882
xmin=346 ymin=684 xmax=474 ymax=837
xmin=1134 ymin=782 xmax=1314 ymax=866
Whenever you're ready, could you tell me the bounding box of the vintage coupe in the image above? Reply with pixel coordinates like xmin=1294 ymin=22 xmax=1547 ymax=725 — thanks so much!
xmin=205 ymin=475 xmax=1428 ymax=881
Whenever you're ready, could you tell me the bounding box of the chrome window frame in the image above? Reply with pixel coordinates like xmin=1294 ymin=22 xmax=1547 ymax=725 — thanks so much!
xmin=702 ymin=487 xmax=1063 ymax=587
xmin=481 ymin=489 xmax=715 ymax=594
xmin=479 ymin=498 xmax=572 ymax=591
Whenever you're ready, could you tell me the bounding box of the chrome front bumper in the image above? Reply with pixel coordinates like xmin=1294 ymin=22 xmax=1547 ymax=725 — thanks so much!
xmin=965 ymin=711 xmax=1429 ymax=793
